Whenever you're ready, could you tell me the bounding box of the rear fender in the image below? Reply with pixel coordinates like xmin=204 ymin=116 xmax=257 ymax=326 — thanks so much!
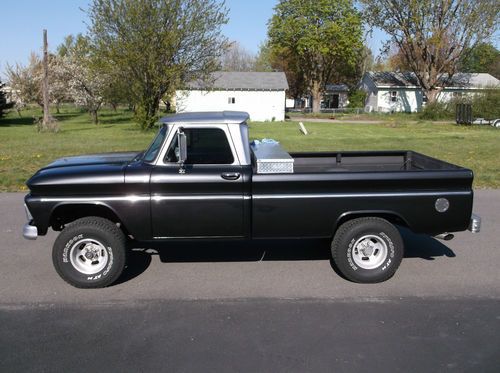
xmin=334 ymin=210 xmax=410 ymax=235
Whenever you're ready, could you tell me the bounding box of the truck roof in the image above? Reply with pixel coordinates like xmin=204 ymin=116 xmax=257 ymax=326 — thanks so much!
xmin=159 ymin=111 xmax=250 ymax=125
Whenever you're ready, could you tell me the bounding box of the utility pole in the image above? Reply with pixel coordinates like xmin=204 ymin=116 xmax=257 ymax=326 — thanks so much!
xmin=42 ymin=29 xmax=50 ymax=129
xmin=41 ymin=29 xmax=58 ymax=131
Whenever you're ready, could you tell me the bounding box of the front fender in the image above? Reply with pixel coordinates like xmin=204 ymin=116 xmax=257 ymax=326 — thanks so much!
xmin=24 ymin=195 xmax=151 ymax=240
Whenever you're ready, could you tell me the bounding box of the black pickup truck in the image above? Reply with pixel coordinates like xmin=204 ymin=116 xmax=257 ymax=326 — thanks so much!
xmin=23 ymin=111 xmax=481 ymax=288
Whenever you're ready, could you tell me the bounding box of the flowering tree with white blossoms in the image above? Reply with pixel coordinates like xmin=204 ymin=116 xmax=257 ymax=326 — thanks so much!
xmin=6 ymin=53 xmax=43 ymax=109
xmin=63 ymin=35 xmax=108 ymax=124
xmin=6 ymin=53 xmax=71 ymax=115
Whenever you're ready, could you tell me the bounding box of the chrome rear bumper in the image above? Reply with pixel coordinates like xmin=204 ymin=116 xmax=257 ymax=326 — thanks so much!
xmin=23 ymin=223 xmax=38 ymax=240
xmin=468 ymin=213 xmax=481 ymax=233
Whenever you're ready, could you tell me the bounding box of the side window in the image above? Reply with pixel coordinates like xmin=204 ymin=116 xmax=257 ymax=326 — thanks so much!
xmin=390 ymin=91 xmax=397 ymax=102
xmin=228 ymin=97 xmax=235 ymax=104
xmin=164 ymin=128 xmax=234 ymax=164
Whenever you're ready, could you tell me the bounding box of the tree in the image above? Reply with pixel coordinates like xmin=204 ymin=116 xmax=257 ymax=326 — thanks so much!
xmin=372 ymin=56 xmax=391 ymax=72
xmin=6 ymin=52 xmax=70 ymax=115
xmin=49 ymin=54 xmax=72 ymax=114
xmin=460 ymin=43 xmax=500 ymax=78
xmin=6 ymin=53 xmax=43 ymax=108
xmin=254 ymin=42 xmax=274 ymax=72
xmin=387 ymin=44 xmax=412 ymax=71
xmin=62 ymin=35 xmax=107 ymax=124
xmin=221 ymin=41 xmax=256 ymax=71
xmin=255 ymin=41 xmax=307 ymax=99
xmin=268 ymin=0 xmax=364 ymax=113
xmin=0 ymin=80 xmax=14 ymax=118
xmin=87 ymin=0 xmax=229 ymax=129
xmin=58 ymin=34 xmax=131 ymax=111
xmin=358 ymin=46 xmax=374 ymax=76
xmin=360 ymin=0 xmax=500 ymax=103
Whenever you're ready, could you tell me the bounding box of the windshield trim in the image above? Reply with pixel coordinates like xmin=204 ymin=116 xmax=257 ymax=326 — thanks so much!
xmin=142 ymin=126 xmax=169 ymax=164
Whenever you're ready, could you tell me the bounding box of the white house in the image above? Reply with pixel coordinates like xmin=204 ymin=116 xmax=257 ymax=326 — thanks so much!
xmin=287 ymin=84 xmax=350 ymax=110
xmin=360 ymin=71 xmax=500 ymax=113
xmin=322 ymin=84 xmax=349 ymax=109
xmin=175 ymin=71 xmax=289 ymax=121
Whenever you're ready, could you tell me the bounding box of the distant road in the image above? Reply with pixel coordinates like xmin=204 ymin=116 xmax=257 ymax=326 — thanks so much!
xmin=289 ymin=116 xmax=454 ymax=124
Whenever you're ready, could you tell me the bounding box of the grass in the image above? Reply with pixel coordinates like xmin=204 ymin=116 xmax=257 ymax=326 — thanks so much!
xmin=1 ymin=106 xmax=499 ymax=191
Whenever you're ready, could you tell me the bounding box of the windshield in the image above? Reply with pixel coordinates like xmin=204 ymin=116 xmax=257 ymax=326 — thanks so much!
xmin=142 ymin=127 xmax=168 ymax=163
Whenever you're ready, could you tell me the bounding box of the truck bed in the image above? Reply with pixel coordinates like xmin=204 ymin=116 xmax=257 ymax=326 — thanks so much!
xmin=251 ymin=149 xmax=473 ymax=237
xmin=291 ymin=151 xmax=462 ymax=173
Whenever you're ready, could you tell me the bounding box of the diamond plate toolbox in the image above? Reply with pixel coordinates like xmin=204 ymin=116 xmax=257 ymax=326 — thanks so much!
xmin=252 ymin=142 xmax=294 ymax=174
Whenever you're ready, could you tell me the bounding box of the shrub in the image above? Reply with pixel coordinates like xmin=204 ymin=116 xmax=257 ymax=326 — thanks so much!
xmin=418 ymin=101 xmax=454 ymax=120
xmin=472 ymin=89 xmax=500 ymax=119
xmin=347 ymin=89 xmax=366 ymax=108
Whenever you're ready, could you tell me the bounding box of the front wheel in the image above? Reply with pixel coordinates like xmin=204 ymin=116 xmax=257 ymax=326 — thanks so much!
xmin=52 ymin=217 xmax=127 ymax=288
xmin=331 ymin=217 xmax=404 ymax=283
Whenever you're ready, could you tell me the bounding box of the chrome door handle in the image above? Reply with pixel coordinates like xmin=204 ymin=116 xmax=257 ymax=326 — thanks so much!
xmin=221 ymin=172 xmax=241 ymax=180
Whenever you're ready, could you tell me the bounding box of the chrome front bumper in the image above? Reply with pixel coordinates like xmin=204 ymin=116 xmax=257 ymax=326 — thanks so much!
xmin=23 ymin=223 xmax=38 ymax=240
xmin=468 ymin=213 xmax=481 ymax=233
xmin=23 ymin=203 xmax=38 ymax=240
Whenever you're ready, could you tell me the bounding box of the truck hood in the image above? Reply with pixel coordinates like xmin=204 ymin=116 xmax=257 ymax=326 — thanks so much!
xmin=43 ymin=151 xmax=141 ymax=169
xmin=27 ymin=151 xmax=142 ymax=193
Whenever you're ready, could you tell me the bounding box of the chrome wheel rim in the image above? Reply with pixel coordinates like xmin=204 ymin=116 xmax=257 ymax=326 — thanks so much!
xmin=352 ymin=235 xmax=388 ymax=270
xmin=69 ymin=238 xmax=109 ymax=275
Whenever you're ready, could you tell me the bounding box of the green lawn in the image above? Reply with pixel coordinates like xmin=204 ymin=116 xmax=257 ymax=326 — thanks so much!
xmin=1 ymin=107 xmax=499 ymax=191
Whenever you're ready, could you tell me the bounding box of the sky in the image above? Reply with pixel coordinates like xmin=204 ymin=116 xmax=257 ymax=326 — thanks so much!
xmin=0 ymin=0 xmax=388 ymax=79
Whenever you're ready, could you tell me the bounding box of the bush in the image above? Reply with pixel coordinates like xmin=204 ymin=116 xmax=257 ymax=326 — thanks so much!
xmin=347 ymin=89 xmax=366 ymax=108
xmin=418 ymin=101 xmax=454 ymax=120
xmin=472 ymin=89 xmax=500 ymax=119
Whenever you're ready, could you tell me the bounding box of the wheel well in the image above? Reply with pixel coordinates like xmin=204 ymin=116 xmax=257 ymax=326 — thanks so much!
xmin=335 ymin=212 xmax=409 ymax=232
xmin=50 ymin=204 xmax=126 ymax=233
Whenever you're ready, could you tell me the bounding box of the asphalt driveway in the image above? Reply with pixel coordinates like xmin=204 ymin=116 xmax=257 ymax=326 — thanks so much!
xmin=1 ymin=190 xmax=499 ymax=372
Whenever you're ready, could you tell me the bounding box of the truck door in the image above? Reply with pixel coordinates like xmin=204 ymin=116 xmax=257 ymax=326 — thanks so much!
xmin=150 ymin=126 xmax=244 ymax=238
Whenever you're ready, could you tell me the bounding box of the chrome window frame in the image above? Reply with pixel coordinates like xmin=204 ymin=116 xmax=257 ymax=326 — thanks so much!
xmin=155 ymin=123 xmax=241 ymax=167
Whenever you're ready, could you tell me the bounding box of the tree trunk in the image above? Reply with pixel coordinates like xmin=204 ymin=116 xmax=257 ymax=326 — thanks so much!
xmin=311 ymin=81 xmax=322 ymax=113
xmin=148 ymin=97 xmax=160 ymax=118
xmin=91 ymin=110 xmax=98 ymax=125
xmin=425 ymin=88 xmax=442 ymax=104
xmin=55 ymin=101 xmax=60 ymax=114
xmin=145 ymin=96 xmax=161 ymax=129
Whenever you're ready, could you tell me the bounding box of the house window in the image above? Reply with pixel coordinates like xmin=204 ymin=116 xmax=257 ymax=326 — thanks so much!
xmin=391 ymin=91 xmax=397 ymax=102
xmin=228 ymin=97 xmax=236 ymax=104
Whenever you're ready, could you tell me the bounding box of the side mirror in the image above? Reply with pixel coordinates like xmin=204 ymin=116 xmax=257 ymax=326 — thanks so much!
xmin=177 ymin=129 xmax=187 ymax=168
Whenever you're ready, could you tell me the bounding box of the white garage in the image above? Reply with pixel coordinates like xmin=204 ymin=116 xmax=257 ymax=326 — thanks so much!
xmin=175 ymin=71 xmax=289 ymax=121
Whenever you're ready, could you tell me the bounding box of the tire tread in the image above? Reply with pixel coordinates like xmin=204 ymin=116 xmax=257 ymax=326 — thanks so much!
xmin=52 ymin=216 xmax=126 ymax=288
xmin=331 ymin=217 xmax=403 ymax=283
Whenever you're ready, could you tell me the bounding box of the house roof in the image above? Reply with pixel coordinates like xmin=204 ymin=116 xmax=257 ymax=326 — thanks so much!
xmin=183 ymin=71 xmax=289 ymax=91
xmin=365 ymin=71 xmax=500 ymax=89
xmin=159 ymin=111 xmax=250 ymax=125
xmin=325 ymin=84 xmax=349 ymax=92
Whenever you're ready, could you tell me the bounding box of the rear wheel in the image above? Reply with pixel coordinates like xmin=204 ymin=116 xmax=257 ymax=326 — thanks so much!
xmin=331 ymin=217 xmax=404 ymax=283
xmin=52 ymin=217 xmax=126 ymax=288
